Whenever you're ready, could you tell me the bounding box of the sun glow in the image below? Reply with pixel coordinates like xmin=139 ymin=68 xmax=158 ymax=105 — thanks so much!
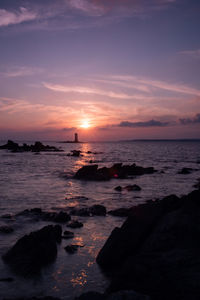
xmin=80 ymin=120 xmax=91 ymax=129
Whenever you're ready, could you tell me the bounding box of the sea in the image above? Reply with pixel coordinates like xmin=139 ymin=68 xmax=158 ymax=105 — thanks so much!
xmin=0 ymin=140 xmax=200 ymax=299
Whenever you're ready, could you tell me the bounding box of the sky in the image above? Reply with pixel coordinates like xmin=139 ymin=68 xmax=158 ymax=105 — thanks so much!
xmin=0 ymin=0 xmax=200 ymax=141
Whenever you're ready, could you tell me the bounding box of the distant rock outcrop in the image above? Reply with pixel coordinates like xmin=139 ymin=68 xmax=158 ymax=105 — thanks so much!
xmin=96 ymin=190 xmax=200 ymax=299
xmin=74 ymin=163 xmax=156 ymax=181
xmin=0 ymin=140 xmax=63 ymax=152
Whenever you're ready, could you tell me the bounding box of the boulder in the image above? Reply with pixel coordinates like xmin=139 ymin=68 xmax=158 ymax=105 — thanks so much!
xmin=62 ymin=230 xmax=74 ymax=239
xmin=108 ymin=208 xmax=131 ymax=217
xmin=178 ymin=167 xmax=194 ymax=174
xmin=97 ymin=190 xmax=200 ymax=299
xmin=74 ymin=163 xmax=156 ymax=181
xmin=71 ymin=205 xmax=106 ymax=217
xmin=114 ymin=186 xmax=122 ymax=191
xmin=64 ymin=244 xmax=79 ymax=254
xmin=67 ymin=220 xmax=83 ymax=228
xmin=2 ymin=225 xmax=62 ymax=276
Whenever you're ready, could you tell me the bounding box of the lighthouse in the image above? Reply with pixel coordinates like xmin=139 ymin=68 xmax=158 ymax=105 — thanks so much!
xmin=74 ymin=133 xmax=79 ymax=143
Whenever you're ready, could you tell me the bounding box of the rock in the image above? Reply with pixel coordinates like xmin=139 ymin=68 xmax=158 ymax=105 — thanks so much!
xmin=71 ymin=205 xmax=106 ymax=217
xmin=0 ymin=277 xmax=14 ymax=282
xmin=74 ymin=291 xmax=105 ymax=300
xmin=97 ymin=190 xmax=200 ymax=299
xmin=70 ymin=150 xmax=82 ymax=157
xmin=178 ymin=167 xmax=194 ymax=174
xmin=0 ymin=140 xmax=62 ymax=153
xmin=114 ymin=186 xmax=122 ymax=191
xmin=2 ymin=225 xmax=62 ymax=276
xmin=0 ymin=226 xmax=14 ymax=233
xmin=64 ymin=244 xmax=84 ymax=254
xmin=108 ymin=208 xmax=131 ymax=217
xmin=1 ymin=214 xmax=13 ymax=219
xmin=67 ymin=220 xmax=83 ymax=228
xmin=4 ymin=297 xmax=60 ymax=300
xmin=16 ymin=208 xmax=71 ymax=223
xmin=62 ymin=230 xmax=74 ymax=239
xmin=90 ymin=205 xmax=106 ymax=216
xmin=124 ymin=184 xmax=141 ymax=191
xmin=74 ymin=163 xmax=156 ymax=181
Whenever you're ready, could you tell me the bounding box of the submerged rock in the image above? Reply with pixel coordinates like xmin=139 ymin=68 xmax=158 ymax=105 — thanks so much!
xmin=16 ymin=208 xmax=71 ymax=223
xmin=64 ymin=244 xmax=80 ymax=254
xmin=71 ymin=205 xmax=106 ymax=217
xmin=97 ymin=190 xmax=200 ymax=299
xmin=62 ymin=230 xmax=74 ymax=239
xmin=178 ymin=167 xmax=195 ymax=174
xmin=0 ymin=226 xmax=14 ymax=233
xmin=2 ymin=225 xmax=62 ymax=276
xmin=67 ymin=220 xmax=83 ymax=228
xmin=124 ymin=184 xmax=141 ymax=191
xmin=74 ymin=163 xmax=156 ymax=181
xmin=108 ymin=208 xmax=131 ymax=217
xmin=114 ymin=186 xmax=122 ymax=191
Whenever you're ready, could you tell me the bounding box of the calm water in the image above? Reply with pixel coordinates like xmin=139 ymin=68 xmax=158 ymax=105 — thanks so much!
xmin=0 ymin=140 xmax=200 ymax=299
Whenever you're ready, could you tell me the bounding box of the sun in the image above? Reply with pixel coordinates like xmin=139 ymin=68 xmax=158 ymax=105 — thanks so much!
xmin=80 ymin=120 xmax=91 ymax=129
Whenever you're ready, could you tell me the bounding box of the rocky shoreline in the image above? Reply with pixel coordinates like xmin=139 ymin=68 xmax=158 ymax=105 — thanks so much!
xmin=1 ymin=186 xmax=200 ymax=299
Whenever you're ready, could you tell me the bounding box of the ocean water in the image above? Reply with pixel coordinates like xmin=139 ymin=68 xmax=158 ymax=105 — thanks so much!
xmin=0 ymin=140 xmax=200 ymax=299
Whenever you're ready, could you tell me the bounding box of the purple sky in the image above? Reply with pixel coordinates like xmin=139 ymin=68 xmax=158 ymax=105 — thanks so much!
xmin=0 ymin=0 xmax=200 ymax=141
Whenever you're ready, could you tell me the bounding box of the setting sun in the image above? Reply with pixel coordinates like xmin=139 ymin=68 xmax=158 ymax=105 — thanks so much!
xmin=80 ymin=120 xmax=91 ymax=129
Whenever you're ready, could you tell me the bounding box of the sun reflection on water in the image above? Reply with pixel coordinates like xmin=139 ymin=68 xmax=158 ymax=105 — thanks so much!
xmin=71 ymin=270 xmax=87 ymax=287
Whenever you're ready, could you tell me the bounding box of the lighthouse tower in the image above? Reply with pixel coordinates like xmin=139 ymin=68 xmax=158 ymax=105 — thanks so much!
xmin=74 ymin=133 xmax=79 ymax=143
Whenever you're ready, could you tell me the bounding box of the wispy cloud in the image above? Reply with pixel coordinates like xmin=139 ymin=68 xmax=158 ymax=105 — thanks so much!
xmin=0 ymin=66 xmax=43 ymax=78
xmin=110 ymin=75 xmax=200 ymax=97
xmin=179 ymin=49 xmax=200 ymax=59
xmin=179 ymin=113 xmax=200 ymax=125
xmin=0 ymin=7 xmax=38 ymax=27
xmin=118 ymin=119 xmax=169 ymax=128
xmin=43 ymin=82 xmax=137 ymax=99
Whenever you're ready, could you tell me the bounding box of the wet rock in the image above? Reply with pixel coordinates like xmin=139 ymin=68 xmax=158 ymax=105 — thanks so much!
xmin=67 ymin=220 xmax=83 ymax=228
xmin=114 ymin=186 xmax=122 ymax=191
xmin=71 ymin=205 xmax=106 ymax=217
xmin=124 ymin=184 xmax=141 ymax=191
xmin=2 ymin=225 xmax=62 ymax=276
xmin=0 ymin=277 xmax=14 ymax=282
xmin=178 ymin=167 xmax=194 ymax=174
xmin=90 ymin=205 xmax=106 ymax=216
xmin=0 ymin=226 xmax=14 ymax=233
xmin=74 ymin=163 xmax=156 ymax=181
xmin=62 ymin=230 xmax=74 ymax=239
xmin=64 ymin=244 xmax=79 ymax=254
xmin=108 ymin=208 xmax=131 ymax=217
xmin=97 ymin=190 xmax=200 ymax=299
xmin=69 ymin=150 xmax=82 ymax=157
xmin=0 ymin=140 xmax=62 ymax=153
xmin=16 ymin=208 xmax=71 ymax=223
xmin=1 ymin=214 xmax=13 ymax=219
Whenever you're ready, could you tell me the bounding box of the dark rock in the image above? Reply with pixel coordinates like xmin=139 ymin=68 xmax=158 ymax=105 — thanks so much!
xmin=74 ymin=163 xmax=156 ymax=181
xmin=64 ymin=244 xmax=83 ymax=254
xmin=1 ymin=214 xmax=13 ymax=219
xmin=74 ymin=291 xmax=105 ymax=300
xmin=70 ymin=150 xmax=82 ymax=157
xmin=108 ymin=208 xmax=131 ymax=217
xmin=97 ymin=190 xmax=200 ymax=299
xmin=71 ymin=205 xmax=106 ymax=217
xmin=0 ymin=277 xmax=14 ymax=282
xmin=178 ymin=167 xmax=194 ymax=174
xmin=90 ymin=205 xmax=106 ymax=216
xmin=0 ymin=140 xmax=62 ymax=153
xmin=67 ymin=220 xmax=83 ymax=228
xmin=16 ymin=208 xmax=71 ymax=223
xmin=114 ymin=186 xmax=122 ymax=191
xmin=0 ymin=226 xmax=14 ymax=233
xmin=124 ymin=184 xmax=141 ymax=191
xmin=2 ymin=225 xmax=62 ymax=276
xmin=62 ymin=230 xmax=74 ymax=239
